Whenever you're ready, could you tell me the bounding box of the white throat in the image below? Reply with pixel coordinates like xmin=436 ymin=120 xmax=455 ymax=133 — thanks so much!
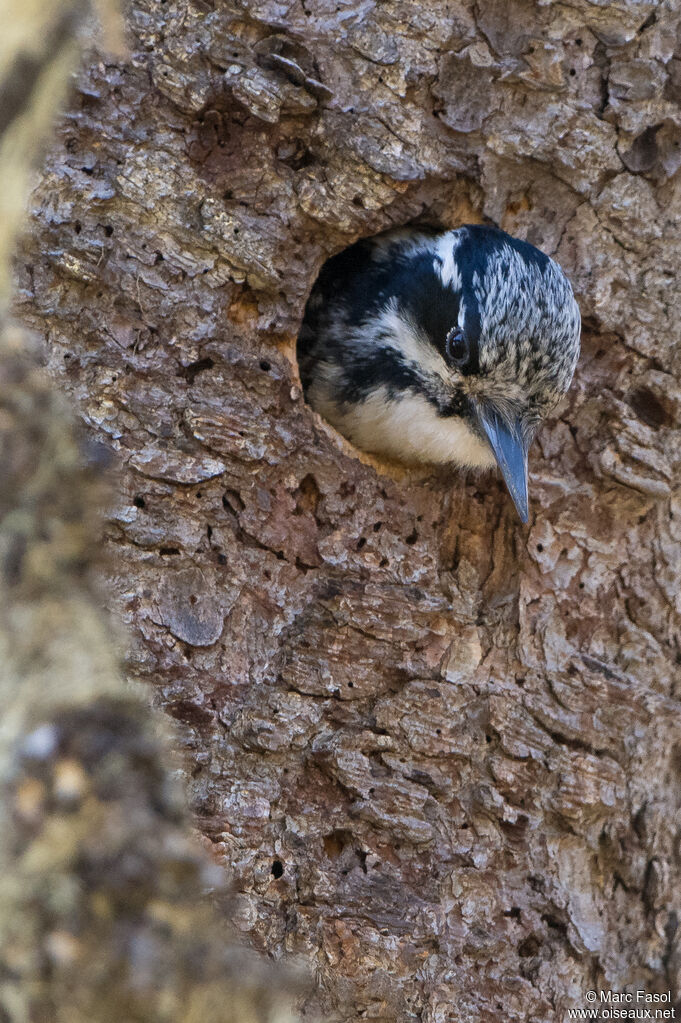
xmin=309 ymin=374 xmax=496 ymax=469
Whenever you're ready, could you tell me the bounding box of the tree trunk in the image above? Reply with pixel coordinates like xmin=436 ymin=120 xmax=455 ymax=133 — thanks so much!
xmin=1 ymin=3 xmax=301 ymax=1020
xmin=14 ymin=0 xmax=681 ymax=1020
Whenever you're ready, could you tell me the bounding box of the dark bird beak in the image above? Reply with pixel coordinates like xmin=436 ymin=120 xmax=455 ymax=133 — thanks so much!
xmin=477 ymin=407 xmax=530 ymax=523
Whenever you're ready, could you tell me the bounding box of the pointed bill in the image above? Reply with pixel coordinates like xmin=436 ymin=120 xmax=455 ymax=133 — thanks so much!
xmin=477 ymin=407 xmax=529 ymax=523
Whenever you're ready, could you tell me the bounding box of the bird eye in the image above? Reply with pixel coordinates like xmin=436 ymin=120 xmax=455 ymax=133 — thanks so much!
xmin=445 ymin=328 xmax=468 ymax=366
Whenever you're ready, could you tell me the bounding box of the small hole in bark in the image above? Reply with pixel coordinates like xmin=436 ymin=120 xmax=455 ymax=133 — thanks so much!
xmin=271 ymin=860 xmax=284 ymax=878
xmin=569 ymin=68 xmax=576 ymax=76
xmin=405 ymin=528 xmax=418 ymax=545
xmin=189 ymin=595 xmax=197 ymax=605
xmin=348 ymin=681 xmax=354 ymax=688
xmin=629 ymin=386 xmax=671 ymax=429
xmin=154 ymin=251 xmax=164 ymax=263
xmin=373 ymin=521 xmax=382 ymax=531
xmin=504 ymin=907 xmax=522 ymax=919
xmin=74 ymin=220 xmax=82 ymax=234
xmin=575 ymin=37 xmax=582 ymax=45
xmin=179 ymin=356 xmax=215 ymax=384
xmin=352 ymin=194 xmax=364 ymax=207
xmin=277 ymin=140 xmax=315 ymax=170
xmin=104 ymin=224 xmax=114 ymax=237
xmin=485 ymin=734 xmax=492 ymax=744
xmin=622 ymin=124 xmax=662 ymax=174
xmin=260 ymin=360 xmax=271 ymax=371
xmin=295 ymin=475 xmax=321 ymax=519
xmin=159 ymin=546 xmax=180 ymax=555
xmin=357 ymin=537 xmax=366 ymax=550
xmin=536 ymin=543 xmax=544 ymax=552
xmin=217 ymin=553 xmax=227 ymax=565
xmin=518 ymin=935 xmax=540 ymax=958
xmin=223 ymin=489 xmax=245 ymax=513
xmin=542 ymin=914 xmax=568 ymax=935
xmin=323 ymin=831 xmax=351 ymax=858
xmin=133 ymin=495 xmax=146 ymax=508
xmin=379 ymin=557 xmax=389 ymax=567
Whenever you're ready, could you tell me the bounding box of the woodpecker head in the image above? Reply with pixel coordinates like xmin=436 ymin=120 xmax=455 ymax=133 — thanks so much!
xmin=299 ymin=224 xmax=581 ymax=522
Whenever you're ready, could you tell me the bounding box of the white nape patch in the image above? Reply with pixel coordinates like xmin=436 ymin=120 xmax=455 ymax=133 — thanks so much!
xmin=434 ymin=231 xmax=463 ymax=291
xmin=310 ymin=380 xmax=496 ymax=470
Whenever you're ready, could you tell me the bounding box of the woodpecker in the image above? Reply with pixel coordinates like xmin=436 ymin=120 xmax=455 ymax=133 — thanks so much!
xmin=297 ymin=225 xmax=581 ymax=522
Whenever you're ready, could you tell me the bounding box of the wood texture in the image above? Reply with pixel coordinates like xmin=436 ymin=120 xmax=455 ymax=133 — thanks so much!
xmin=14 ymin=0 xmax=681 ymax=1019
xmin=0 ymin=3 xmax=300 ymax=1020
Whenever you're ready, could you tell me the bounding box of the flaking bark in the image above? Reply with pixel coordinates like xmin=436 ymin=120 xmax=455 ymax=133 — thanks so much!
xmin=13 ymin=0 xmax=681 ymax=1020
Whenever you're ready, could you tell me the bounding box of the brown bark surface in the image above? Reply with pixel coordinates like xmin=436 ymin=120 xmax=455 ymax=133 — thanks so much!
xmin=14 ymin=1 xmax=681 ymax=1020
xmin=0 ymin=3 xmax=301 ymax=1020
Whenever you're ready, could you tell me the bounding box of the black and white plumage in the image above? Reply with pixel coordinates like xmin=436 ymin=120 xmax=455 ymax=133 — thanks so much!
xmin=297 ymin=225 xmax=581 ymax=522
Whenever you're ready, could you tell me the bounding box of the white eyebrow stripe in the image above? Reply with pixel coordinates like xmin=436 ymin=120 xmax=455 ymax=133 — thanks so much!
xmin=355 ymin=300 xmax=450 ymax=383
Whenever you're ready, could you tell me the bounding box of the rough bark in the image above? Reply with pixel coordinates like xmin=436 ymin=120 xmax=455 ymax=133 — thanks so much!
xmin=0 ymin=3 xmax=301 ymax=1021
xmin=13 ymin=0 xmax=681 ymax=1020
